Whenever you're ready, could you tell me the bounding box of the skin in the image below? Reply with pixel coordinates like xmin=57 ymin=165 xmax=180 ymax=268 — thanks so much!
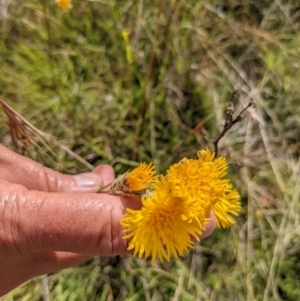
xmin=0 ymin=144 xmax=215 ymax=296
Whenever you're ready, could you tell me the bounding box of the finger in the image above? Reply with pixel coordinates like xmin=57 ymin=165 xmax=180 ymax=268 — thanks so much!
xmin=201 ymin=212 xmax=216 ymax=239
xmin=1 ymin=179 xmax=140 ymax=257
xmin=0 ymin=251 xmax=91 ymax=296
xmin=92 ymin=164 xmax=115 ymax=187
xmin=28 ymin=251 xmax=91 ymax=274
xmin=0 ymin=144 xmax=112 ymax=192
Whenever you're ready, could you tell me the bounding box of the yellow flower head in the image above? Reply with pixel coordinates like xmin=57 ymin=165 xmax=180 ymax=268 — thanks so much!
xmin=56 ymin=0 xmax=72 ymax=10
xmin=167 ymin=148 xmax=240 ymax=228
xmin=121 ymin=176 xmax=207 ymax=262
xmin=124 ymin=162 xmax=156 ymax=193
xmin=120 ymin=148 xmax=241 ymax=262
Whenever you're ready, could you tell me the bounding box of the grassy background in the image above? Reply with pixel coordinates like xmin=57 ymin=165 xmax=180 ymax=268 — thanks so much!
xmin=1 ymin=0 xmax=300 ymax=300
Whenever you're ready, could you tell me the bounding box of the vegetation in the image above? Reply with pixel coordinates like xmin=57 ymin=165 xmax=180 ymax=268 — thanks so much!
xmin=1 ymin=0 xmax=300 ymax=300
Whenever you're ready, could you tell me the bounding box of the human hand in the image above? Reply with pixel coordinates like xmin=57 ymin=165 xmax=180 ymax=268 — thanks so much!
xmin=0 ymin=144 xmax=215 ymax=296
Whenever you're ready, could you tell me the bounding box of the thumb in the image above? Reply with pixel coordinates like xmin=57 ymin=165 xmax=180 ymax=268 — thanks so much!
xmin=0 ymin=179 xmax=138 ymax=257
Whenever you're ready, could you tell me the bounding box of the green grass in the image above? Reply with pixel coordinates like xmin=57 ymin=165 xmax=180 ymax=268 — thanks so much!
xmin=1 ymin=0 xmax=300 ymax=300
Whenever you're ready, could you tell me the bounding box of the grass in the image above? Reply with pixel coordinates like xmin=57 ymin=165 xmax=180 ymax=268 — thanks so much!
xmin=1 ymin=0 xmax=300 ymax=300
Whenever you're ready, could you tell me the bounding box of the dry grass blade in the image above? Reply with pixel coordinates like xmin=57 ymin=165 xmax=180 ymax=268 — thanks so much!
xmin=0 ymin=99 xmax=93 ymax=170
xmin=0 ymin=98 xmax=54 ymax=154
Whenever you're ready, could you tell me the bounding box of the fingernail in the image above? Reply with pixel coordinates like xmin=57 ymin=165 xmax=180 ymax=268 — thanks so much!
xmin=73 ymin=173 xmax=103 ymax=192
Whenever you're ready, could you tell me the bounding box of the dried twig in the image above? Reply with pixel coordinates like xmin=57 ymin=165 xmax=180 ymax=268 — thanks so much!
xmin=0 ymin=99 xmax=94 ymax=170
xmin=213 ymin=91 xmax=255 ymax=157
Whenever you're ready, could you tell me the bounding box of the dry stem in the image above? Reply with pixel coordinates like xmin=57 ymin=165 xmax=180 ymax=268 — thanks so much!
xmin=0 ymin=99 xmax=93 ymax=170
xmin=213 ymin=91 xmax=255 ymax=156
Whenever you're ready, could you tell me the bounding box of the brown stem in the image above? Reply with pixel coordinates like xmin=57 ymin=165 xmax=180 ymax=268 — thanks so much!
xmin=213 ymin=91 xmax=255 ymax=157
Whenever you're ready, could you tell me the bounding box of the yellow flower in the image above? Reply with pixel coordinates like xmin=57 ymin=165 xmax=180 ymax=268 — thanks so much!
xmin=124 ymin=162 xmax=156 ymax=193
xmin=167 ymin=148 xmax=240 ymax=228
xmin=56 ymin=0 xmax=72 ymax=10
xmin=120 ymin=148 xmax=240 ymax=262
xmin=121 ymin=176 xmax=207 ymax=262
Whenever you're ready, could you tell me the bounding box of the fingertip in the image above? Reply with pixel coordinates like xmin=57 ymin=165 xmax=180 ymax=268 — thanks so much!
xmin=201 ymin=212 xmax=216 ymax=239
xmin=72 ymin=164 xmax=115 ymax=193
xmin=93 ymin=164 xmax=115 ymax=185
xmin=73 ymin=173 xmax=103 ymax=192
xmin=120 ymin=196 xmax=142 ymax=211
